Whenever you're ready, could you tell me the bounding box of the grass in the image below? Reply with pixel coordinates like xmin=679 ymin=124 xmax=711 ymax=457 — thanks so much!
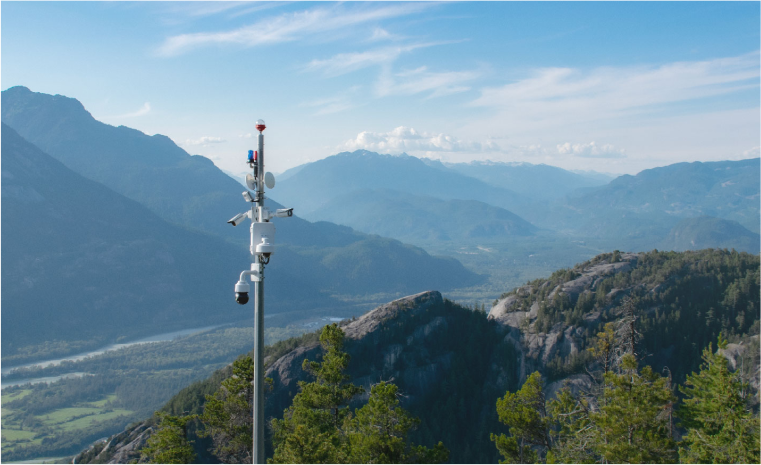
xmin=1 ymin=429 xmax=37 ymax=442
xmin=40 ymin=406 xmax=133 ymax=430
xmin=54 ymin=409 xmax=132 ymax=430
xmin=86 ymin=394 xmax=117 ymax=407
xmin=1 ymin=389 xmax=32 ymax=404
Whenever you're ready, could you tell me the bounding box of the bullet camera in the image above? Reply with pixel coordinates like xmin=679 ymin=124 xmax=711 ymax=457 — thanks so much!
xmin=242 ymin=191 xmax=256 ymax=203
xmin=235 ymin=280 xmax=250 ymax=305
xmin=275 ymin=208 xmax=293 ymax=218
xmin=228 ymin=211 xmax=249 ymax=227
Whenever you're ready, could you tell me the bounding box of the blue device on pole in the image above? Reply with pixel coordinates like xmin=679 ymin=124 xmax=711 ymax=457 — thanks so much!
xmin=248 ymin=150 xmax=255 ymax=163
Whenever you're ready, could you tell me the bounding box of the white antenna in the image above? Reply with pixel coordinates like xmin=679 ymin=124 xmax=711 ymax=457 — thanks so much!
xmin=228 ymin=119 xmax=292 ymax=464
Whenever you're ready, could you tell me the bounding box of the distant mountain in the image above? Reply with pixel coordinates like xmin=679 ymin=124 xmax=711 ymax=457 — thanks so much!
xmin=0 ymin=123 xmax=268 ymax=354
xmin=306 ymin=188 xmax=537 ymax=244
xmin=422 ymin=159 xmax=611 ymax=200
xmin=1 ymin=87 xmax=481 ymax=306
xmin=557 ymin=158 xmax=761 ymax=240
xmin=273 ymin=150 xmax=532 ymax=217
xmin=661 ymin=216 xmax=760 ymax=254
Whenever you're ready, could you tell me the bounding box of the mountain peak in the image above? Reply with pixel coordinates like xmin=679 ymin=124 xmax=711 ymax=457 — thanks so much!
xmin=344 ymin=290 xmax=443 ymax=340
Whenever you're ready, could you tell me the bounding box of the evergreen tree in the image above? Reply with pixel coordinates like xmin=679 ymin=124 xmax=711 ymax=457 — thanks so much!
xmin=345 ymin=381 xmax=449 ymax=464
xmin=593 ymin=354 xmax=677 ymax=463
xmin=588 ymin=322 xmax=615 ymax=374
xmin=491 ymin=371 xmax=551 ymax=463
xmin=270 ymin=324 xmax=363 ymax=464
xmin=200 ymin=356 xmax=255 ymax=463
xmin=546 ymin=388 xmax=595 ymax=464
xmin=140 ymin=412 xmax=197 ymax=464
xmin=678 ymin=335 xmax=760 ymax=463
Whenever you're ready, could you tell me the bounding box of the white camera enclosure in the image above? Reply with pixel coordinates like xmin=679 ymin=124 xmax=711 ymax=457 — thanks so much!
xmin=251 ymin=221 xmax=276 ymax=255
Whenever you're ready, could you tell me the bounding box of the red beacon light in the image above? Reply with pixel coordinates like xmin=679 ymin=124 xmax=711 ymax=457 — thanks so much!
xmin=256 ymin=119 xmax=266 ymax=132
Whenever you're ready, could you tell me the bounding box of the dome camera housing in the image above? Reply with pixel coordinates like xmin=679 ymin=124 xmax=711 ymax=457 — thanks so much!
xmin=235 ymin=292 xmax=249 ymax=305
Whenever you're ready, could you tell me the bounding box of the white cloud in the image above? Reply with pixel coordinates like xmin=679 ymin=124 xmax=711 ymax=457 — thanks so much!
xmin=239 ymin=133 xmax=254 ymax=139
xmin=110 ymin=102 xmax=151 ymax=118
xmin=470 ymin=52 xmax=759 ymax=131
xmin=375 ymin=65 xmax=480 ymax=99
xmin=369 ymin=27 xmax=392 ymax=41
xmin=742 ymin=146 xmax=760 ymax=158
xmin=301 ymin=88 xmax=361 ymax=116
xmin=557 ymin=141 xmax=626 ymax=159
xmin=305 ymin=42 xmax=445 ymax=77
xmin=156 ymin=3 xmax=431 ymax=56
xmin=342 ymin=126 xmax=500 ymax=153
xmin=185 ymin=136 xmax=226 ymax=146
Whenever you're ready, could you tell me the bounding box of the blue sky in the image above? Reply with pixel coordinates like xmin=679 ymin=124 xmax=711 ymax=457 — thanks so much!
xmin=2 ymin=1 xmax=759 ymax=177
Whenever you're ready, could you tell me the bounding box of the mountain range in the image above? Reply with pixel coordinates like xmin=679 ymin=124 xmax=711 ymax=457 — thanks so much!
xmin=557 ymin=157 xmax=760 ymax=240
xmin=421 ymin=158 xmax=612 ymax=200
xmin=0 ymin=87 xmax=481 ymax=359
xmin=77 ymin=249 xmax=760 ymax=464
xmin=274 ymin=149 xmax=759 ymax=252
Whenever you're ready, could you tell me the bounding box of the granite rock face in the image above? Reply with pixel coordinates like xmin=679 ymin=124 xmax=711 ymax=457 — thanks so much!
xmin=488 ymin=253 xmax=642 ymax=385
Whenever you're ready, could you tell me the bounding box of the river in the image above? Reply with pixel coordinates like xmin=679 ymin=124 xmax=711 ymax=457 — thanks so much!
xmin=1 ymin=324 xmax=228 ymax=387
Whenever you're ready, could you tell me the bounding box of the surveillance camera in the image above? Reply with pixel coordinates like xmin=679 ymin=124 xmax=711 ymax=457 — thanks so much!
xmin=228 ymin=211 xmax=249 ymax=226
xmin=275 ymin=208 xmax=293 ymax=218
xmin=235 ymin=280 xmax=250 ymax=305
xmin=242 ymin=191 xmax=256 ymax=203
xmin=235 ymin=292 xmax=249 ymax=305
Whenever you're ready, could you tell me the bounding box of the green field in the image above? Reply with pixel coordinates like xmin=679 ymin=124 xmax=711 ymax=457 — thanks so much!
xmin=0 ymin=323 xmax=318 ymax=462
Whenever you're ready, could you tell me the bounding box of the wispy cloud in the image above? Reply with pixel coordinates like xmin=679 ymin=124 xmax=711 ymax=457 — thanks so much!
xmin=301 ymin=87 xmax=361 ymax=116
xmin=557 ymin=141 xmax=626 ymax=159
xmin=110 ymin=102 xmax=151 ymax=118
xmin=376 ymin=65 xmax=481 ymax=98
xmin=342 ymin=126 xmax=500 ymax=153
xmin=184 ymin=136 xmax=226 ymax=146
xmin=305 ymin=42 xmax=447 ymax=77
xmin=156 ymin=3 xmax=431 ymax=56
xmin=470 ymin=52 xmax=760 ymax=130
xmin=742 ymin=146 xmax=760 ymax=158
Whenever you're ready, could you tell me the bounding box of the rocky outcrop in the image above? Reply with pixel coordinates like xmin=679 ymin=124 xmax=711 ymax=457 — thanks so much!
xmin=488 ymin=253 xmax=642 ymax=385
xmin=73 ymin=421 xmax=152 ymax=464
xmin=76 ymin=291 xmax=452 ymax=464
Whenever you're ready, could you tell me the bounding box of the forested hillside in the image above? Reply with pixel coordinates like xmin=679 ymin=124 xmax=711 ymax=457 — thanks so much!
xmin=77 ymin=249 xmax=760 ymax=464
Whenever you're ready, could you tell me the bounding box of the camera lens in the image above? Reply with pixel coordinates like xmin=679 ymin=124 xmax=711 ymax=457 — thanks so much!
xmin=235 ymin=292 xmax=249 ymax=305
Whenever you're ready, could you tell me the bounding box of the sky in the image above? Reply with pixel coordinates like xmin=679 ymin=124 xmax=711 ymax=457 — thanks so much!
xmin=2 ymin=1 xmax=759 ymax=177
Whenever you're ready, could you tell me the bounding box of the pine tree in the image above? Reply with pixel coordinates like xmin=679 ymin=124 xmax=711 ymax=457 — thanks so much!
xmin=200 ymin=356 xmax=255 ymax=463
xmin=141 ymin=412 xmax=197 ymax=464
xmin=678 ymin=335 xmax=760 ymax=463
xmin=546 ymin=387 xmax=595 ymax=464
xmin=491 ymin=371 xmax=551 ymax=463
xmin=345 ymin=381 xmax=449 ymax=464
xmin=593 ymin=354 xmax=677 ymax=463
xmin=270 ymin=324 xmax=363 ymax=464
xmin=588 ymin=322 xmax=615 ymax=374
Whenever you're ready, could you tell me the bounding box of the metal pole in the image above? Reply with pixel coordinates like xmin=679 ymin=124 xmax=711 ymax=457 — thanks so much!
xmin=253 ymin=130 xmax=265 ymax=464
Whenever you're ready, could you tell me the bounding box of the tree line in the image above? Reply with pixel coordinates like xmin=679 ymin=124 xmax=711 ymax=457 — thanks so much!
xmin=142 ymin=324 xmax=449 ymax=464
xmin=491 ymin=317 xmax=759 ymax=464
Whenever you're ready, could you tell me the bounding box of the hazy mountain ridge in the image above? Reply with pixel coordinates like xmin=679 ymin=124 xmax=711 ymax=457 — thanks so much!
xmin=0 ymin=123 xmax=258 ymax=354
xmin=80 ymin=249 xmax=760 ymax=464
xmin=274 ymin=149 xmax=532 ymax=217
xmin=306 ymin=188 xmax=537 ymax=244
xmin=0 ymin=89 xmax=483 ymax=357
xmin=428 ymin=159 xmax=612 ymax=200
xmin=560 ymin=158 xmax=761 ymax=237
xmin=661 ymin=216 xmax=760 ymax=254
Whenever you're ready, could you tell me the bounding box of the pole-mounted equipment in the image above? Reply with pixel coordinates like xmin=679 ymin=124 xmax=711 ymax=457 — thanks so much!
xmin=227 ymin=119 xmax=292 ymax=464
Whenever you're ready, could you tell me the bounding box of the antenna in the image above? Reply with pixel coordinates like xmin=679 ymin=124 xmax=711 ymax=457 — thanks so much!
xmin=228 ymin=118 xmax=292 ymax=464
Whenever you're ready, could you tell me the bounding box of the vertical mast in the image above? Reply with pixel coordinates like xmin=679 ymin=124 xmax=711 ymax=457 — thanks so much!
xmin=253 ymin=120 xmax=266 ymax=464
